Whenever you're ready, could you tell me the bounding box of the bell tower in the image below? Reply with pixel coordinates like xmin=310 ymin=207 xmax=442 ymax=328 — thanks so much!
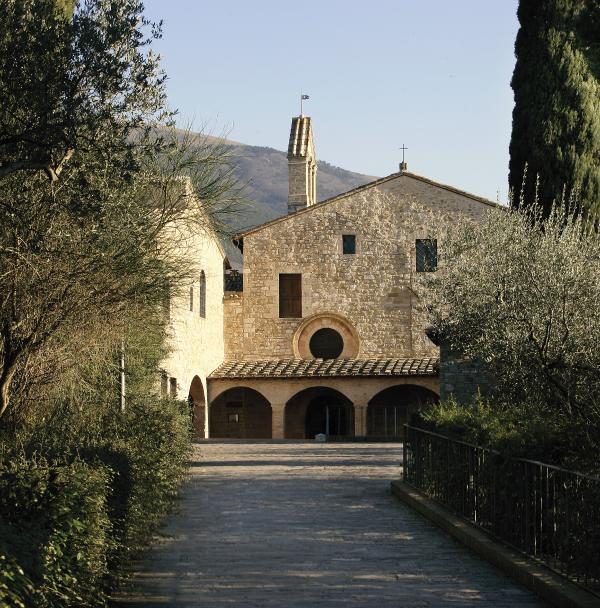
xmin=287 ymin=115 xmax=317 ymax=214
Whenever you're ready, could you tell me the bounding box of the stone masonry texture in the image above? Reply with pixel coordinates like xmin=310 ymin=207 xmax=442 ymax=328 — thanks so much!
xmin=228 ymin=173 xmax=497 ymax=363
xmin=439 ymin=343 xmax=492 ymax=403
xmin=161 ymin=213 xmax=226 ymax=435
xmin=115 ymin=441 xmax=545 ymax=608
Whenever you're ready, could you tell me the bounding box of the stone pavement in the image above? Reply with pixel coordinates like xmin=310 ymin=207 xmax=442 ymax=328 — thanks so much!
xmin=115 ymin=441 xmax=546 ymax=607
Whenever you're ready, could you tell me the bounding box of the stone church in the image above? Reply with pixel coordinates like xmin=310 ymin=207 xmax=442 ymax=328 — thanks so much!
xmin=160 ymin=115 xmax=497 ymax=439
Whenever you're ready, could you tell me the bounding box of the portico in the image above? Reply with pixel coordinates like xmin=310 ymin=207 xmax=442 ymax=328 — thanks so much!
xmin=207 ymin=357 xmax=439 ymax=439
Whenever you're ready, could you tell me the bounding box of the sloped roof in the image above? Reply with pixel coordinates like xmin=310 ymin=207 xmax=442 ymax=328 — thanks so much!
xmin=235 ymin=171 xmax=502 ymax=240
xmin=209 ymin=357 xmax=439 ymax=379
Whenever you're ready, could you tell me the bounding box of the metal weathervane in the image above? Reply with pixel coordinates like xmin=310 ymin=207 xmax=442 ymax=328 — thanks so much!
xmin=300 ymin=93 xmax=310 ymax=115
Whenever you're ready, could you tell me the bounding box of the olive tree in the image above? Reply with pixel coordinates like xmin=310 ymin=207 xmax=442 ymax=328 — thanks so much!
xmin=0 ymin=0 xmax=240 ymax=422
xmin=418 ymin=203 xmax=600 ymax=463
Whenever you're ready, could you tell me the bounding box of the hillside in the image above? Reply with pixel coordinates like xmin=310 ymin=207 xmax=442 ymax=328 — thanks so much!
xmin=223 ymin=140 xmax=378 ymax=232
xmin=177 ymin=131 xmax=377 ymax=266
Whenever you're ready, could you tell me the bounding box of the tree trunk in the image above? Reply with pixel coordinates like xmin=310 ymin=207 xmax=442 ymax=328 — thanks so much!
xmin=0 ymin=365 xmax=16 ymax=419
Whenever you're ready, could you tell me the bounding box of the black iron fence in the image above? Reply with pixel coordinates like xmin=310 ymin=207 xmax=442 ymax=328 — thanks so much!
xmin=403 ymin=424 xmax=600 ymax=595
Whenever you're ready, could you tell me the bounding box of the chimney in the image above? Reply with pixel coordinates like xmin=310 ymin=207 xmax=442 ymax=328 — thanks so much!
xmin=287 ymin=116 xmax=317 ymax=214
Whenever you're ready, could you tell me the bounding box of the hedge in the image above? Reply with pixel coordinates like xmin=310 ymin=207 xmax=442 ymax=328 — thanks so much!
xmin=0 ymin=397 xmax=191 ymax=608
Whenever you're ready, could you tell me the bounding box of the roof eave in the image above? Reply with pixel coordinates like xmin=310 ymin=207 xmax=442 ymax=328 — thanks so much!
xmin=233 ymin=171 xmax=502 ymax=240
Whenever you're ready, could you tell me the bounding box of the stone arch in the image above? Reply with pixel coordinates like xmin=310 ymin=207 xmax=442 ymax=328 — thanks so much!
xmin=209 ymin=387 xmax=272 ymax=439
xmin=367 ymin=384 xmax=438 ymax=437
xmin=292 ymin=312 xmax=359 ymax=359
xmin=188 ymin=375 xmax=206 ymax=438
xmin=285 ymin=386 xmax=354 ymax=439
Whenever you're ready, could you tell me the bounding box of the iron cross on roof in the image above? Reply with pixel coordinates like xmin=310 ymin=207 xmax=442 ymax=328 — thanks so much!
xmin=399 ymin=144 xmax=408 ymax=163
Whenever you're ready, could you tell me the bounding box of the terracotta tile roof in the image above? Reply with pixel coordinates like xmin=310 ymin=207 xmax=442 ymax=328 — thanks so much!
xmin=209 ymin=357 xmax=439 ymax=379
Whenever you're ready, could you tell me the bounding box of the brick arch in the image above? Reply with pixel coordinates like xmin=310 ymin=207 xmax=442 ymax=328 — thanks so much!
xmin=367 ymin=384 xmax=438 ymax=437
xmin=285 ymin=386 xmax=354 ymax=439
xmin=209 ymin=387 xmax=272 ymax=439
xmin=292 ymin=312 xmax=360 ymax=359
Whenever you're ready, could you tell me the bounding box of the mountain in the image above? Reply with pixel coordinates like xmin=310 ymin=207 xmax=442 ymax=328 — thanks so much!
xmin=174 ymin=130 xmax=377 ymax=266
xmin=223 ymin=140 xmax=378 ymax=232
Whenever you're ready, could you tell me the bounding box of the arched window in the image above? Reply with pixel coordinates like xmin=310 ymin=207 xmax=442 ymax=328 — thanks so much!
xmin=199 ymin=271 xmax=206 ymax=318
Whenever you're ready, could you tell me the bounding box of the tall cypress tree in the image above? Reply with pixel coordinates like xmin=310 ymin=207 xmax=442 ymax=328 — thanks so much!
xmin=508 ymin=0 xmax=600 ymax=219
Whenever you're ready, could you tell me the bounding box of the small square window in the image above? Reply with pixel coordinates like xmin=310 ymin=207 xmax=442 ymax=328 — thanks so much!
xmin=228 ymin=413 xmax=240 ymax=423
xmin=416 ymin=239 xmax=438 ymax=272
xmin=342 ymin=234 xmax=356 ymax=255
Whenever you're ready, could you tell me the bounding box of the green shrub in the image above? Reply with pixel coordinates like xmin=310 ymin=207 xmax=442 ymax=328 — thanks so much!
xmin=84 ymin=397 xmax=192 ymax=565
xmin=420 ymin=397 xmax=566 ymax=464
xmin=0 ymin=396 xmax=192 ymax=607
xmin=116 ymin=398 xmax=191 ymax=552
xmin=0 ymin=555 xmax=35 ymax=608
xmin=0 ymin=457 xmax=111 ymax=608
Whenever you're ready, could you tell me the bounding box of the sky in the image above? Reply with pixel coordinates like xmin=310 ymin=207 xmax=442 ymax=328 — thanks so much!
xmin=142 ymin=0 xmax=520 ymax=202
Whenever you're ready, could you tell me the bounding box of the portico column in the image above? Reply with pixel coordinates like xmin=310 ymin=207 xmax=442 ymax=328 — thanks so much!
xmin=354 ymin=404 xmax=367 ymax=437
xmin=272 ymin=403 xmax=285 ymax=439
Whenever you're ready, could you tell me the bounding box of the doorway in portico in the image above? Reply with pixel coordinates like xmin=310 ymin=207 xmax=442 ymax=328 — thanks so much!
xmin=285 ymin=387 xmax=354 ymax=439
xmin=305 ymin=395 xmax=352 ymax=438
xmin=367 ymin=384 xmax=438 ymax=437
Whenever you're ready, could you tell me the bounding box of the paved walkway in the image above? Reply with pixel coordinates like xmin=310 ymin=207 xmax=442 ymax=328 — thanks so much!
xmin=116 ymin=441 xmax=545 ymax=607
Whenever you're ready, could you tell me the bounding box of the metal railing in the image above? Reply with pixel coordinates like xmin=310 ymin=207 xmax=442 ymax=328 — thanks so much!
xmin=403 ymin=424 xmax=600 ymax=595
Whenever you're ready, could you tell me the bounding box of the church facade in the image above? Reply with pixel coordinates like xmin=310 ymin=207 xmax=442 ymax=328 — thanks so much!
xmin=161 ymin=115 xmax=497 ymax=439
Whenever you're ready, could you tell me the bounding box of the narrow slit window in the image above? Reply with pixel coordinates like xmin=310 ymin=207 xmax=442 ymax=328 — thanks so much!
xmin=416 ymin=239 xmax=438 ymax=272
xmin=279 ymin=273 xmax=302 ymax=318
xmin=342 ymin=234 xmax=356 ymax=255
xmin=189 ymin=286 xmax=194 ymax=311
xmin=169 ymin=377 xmax=177 ymax=398
xmin=160 ymin=372 xmax=168 ymax=396
xmin=199 ymin=271 xmax=206 ymax=318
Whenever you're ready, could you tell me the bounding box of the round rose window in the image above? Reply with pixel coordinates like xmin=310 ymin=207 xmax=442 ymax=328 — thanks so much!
xmin=309 ymin=328 xmax=344 ymax=359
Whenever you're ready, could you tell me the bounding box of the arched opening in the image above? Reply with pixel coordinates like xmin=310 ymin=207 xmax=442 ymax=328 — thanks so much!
xmin=367 ymin=385 xmax=438 ymax=437
xmin=209 ymin=387 xmax=271 ymax=439
xmin=285 ymin=387 xmax=354 ymax=439
xmin=293 ymin=313 xmax=359 ymax=359
xmin=188 ymin=376 xmax=206 ymax=438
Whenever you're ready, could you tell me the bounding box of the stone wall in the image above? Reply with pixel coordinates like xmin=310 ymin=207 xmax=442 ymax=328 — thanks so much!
xmin=223 ymin=292 xmax=243 ymax=358
xmin=439 ymin=343 xmax=492 ymax=404
xmin=160 ymin=220 xmax=226 ymax=435
xmin=227 ymin=173 xmax=496 ymax=362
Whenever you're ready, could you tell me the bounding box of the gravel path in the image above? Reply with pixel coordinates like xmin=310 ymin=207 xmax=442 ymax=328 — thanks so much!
xmin=114 ymin=441 xmax=545 ymax=607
